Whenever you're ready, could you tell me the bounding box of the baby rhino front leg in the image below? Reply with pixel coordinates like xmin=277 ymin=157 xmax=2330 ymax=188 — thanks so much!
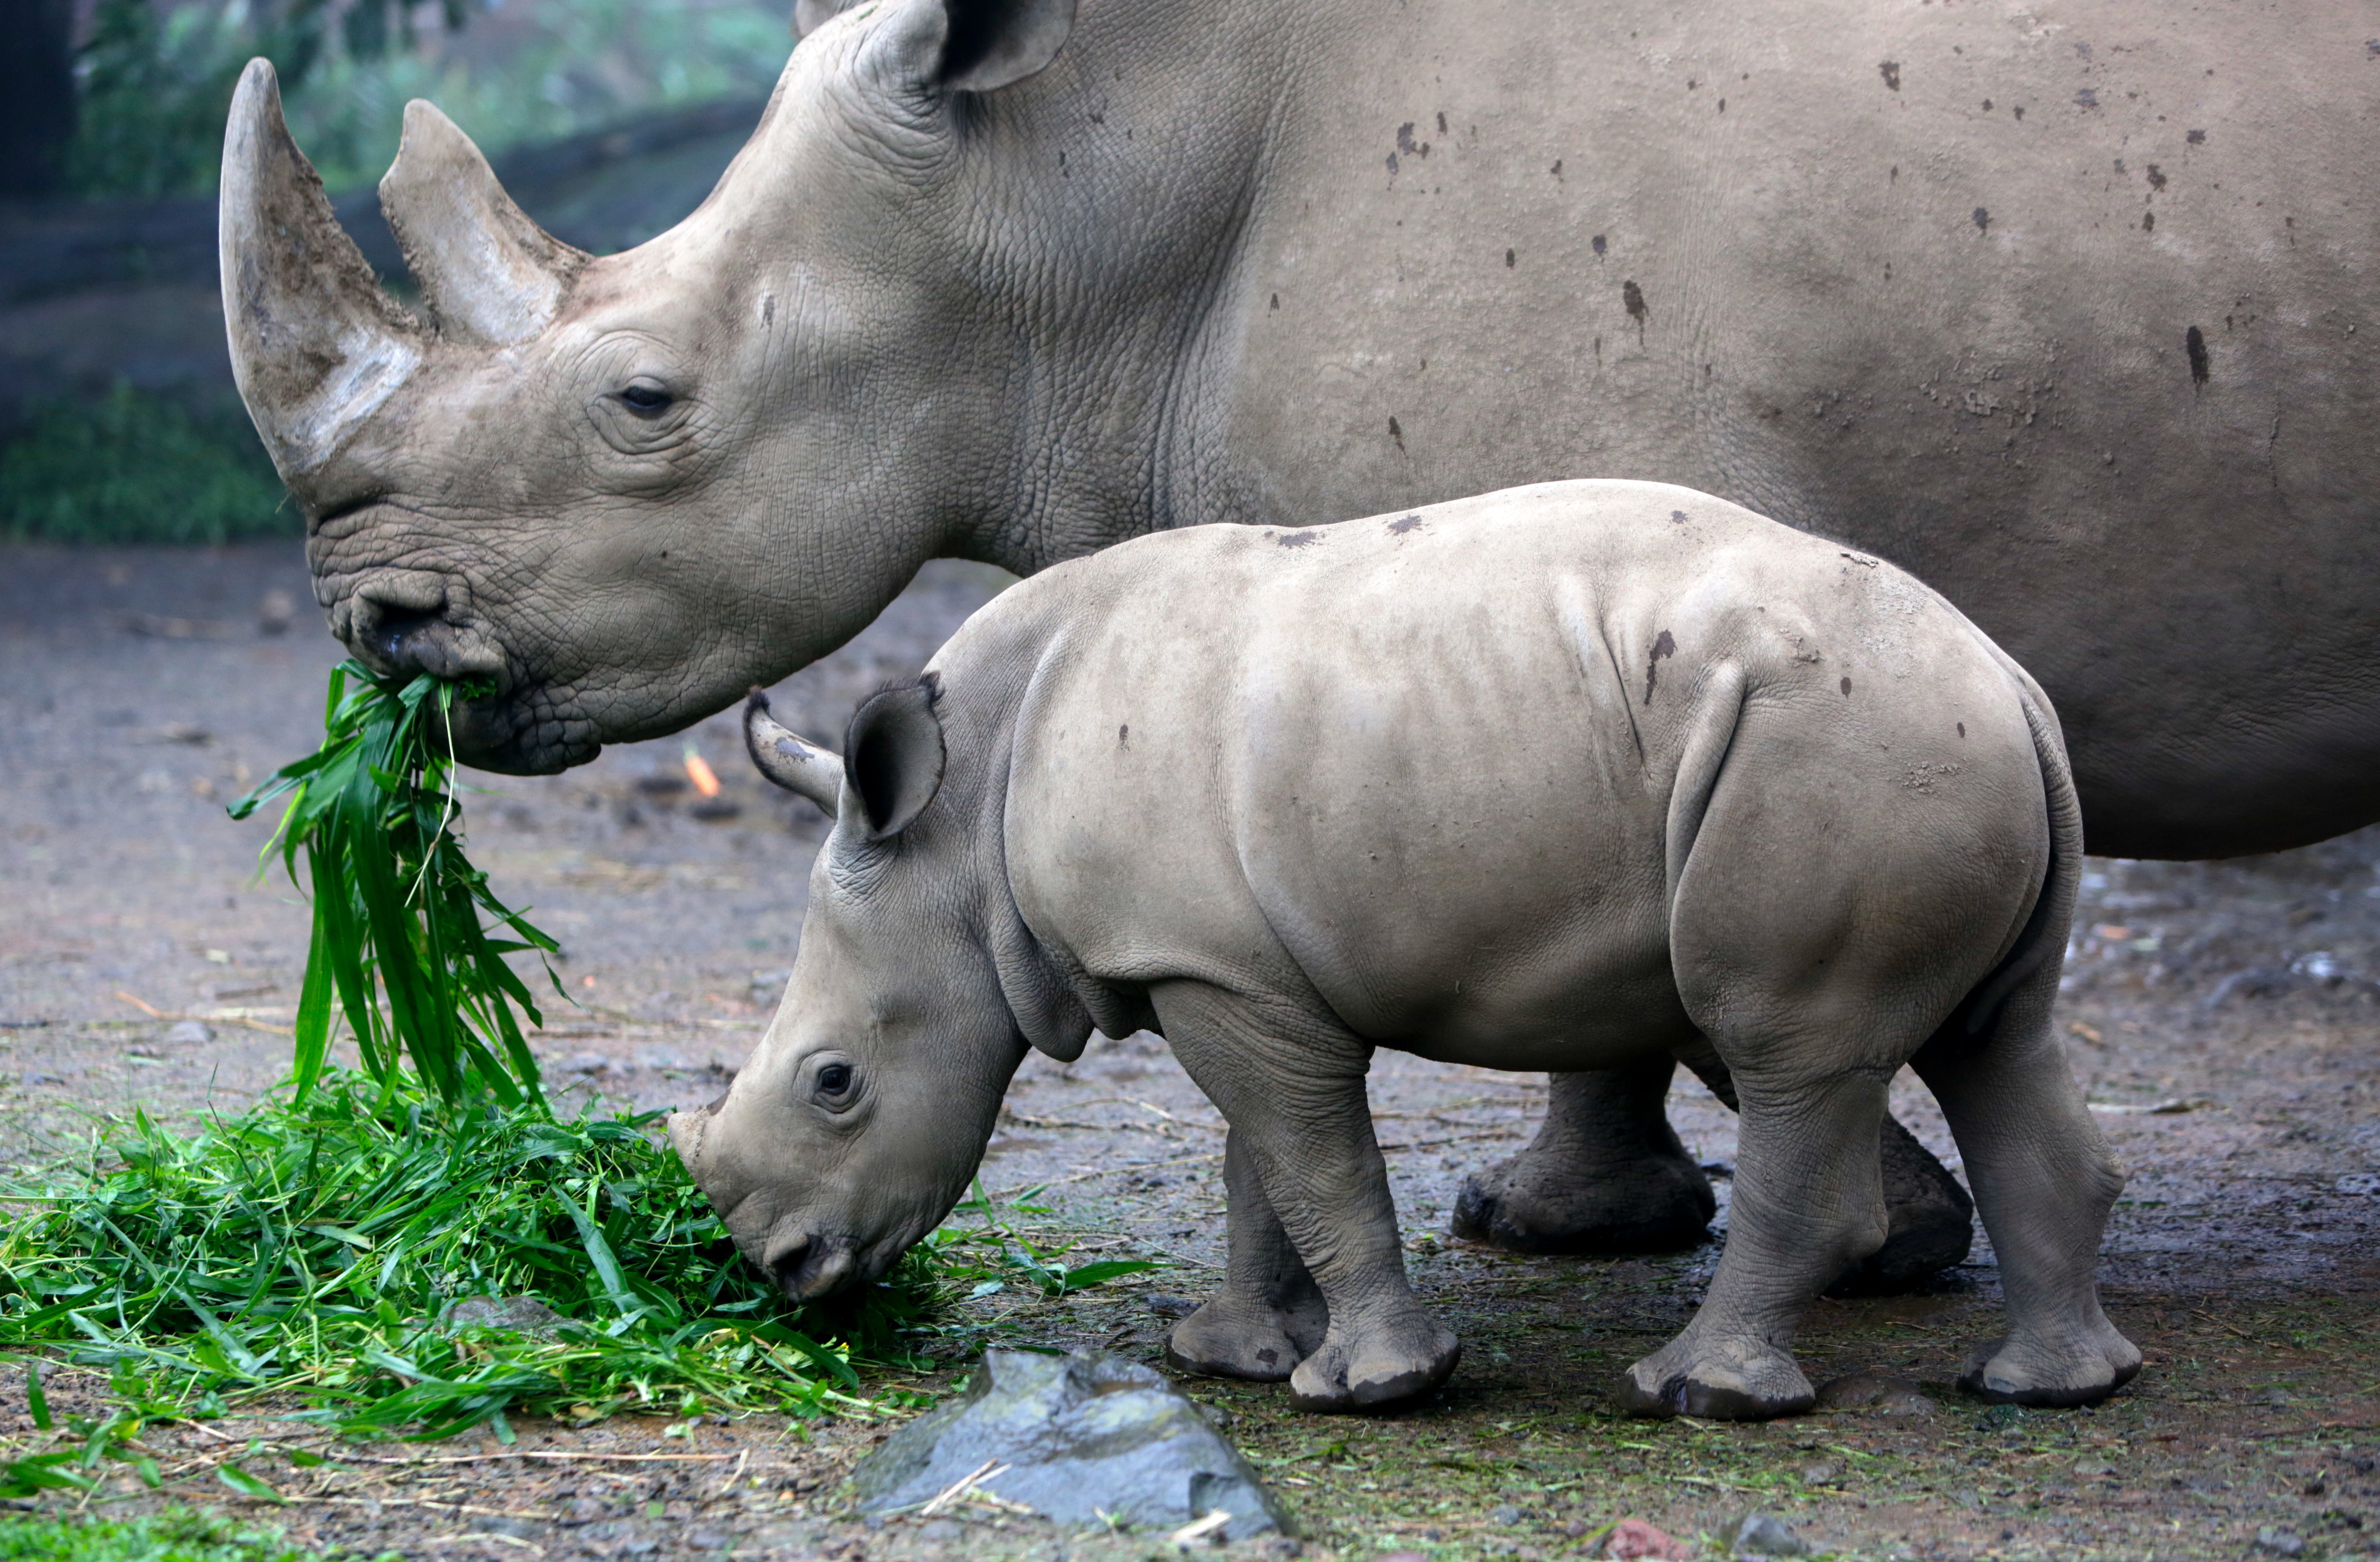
xmin=1166 ymin=1129 xmax=1328 ymax=1381
xmin=1154 ymin=981 xmax=1460 ymax=1412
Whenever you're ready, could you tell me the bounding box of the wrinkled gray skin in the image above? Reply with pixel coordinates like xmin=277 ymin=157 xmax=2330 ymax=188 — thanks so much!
xmin=220 ymin=0 xmax=2378 ymax=1266
xmin=670 ymin=483 xmax=2142 ymax=1418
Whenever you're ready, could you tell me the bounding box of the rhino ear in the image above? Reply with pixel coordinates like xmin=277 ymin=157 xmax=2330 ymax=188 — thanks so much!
xmin=744 ymin=689 xmax=844 ymax=817
xmin=843 ymin=680 xmax=945 ymax=840
xmin=874 ymin=0 xmax=1076 ymax=92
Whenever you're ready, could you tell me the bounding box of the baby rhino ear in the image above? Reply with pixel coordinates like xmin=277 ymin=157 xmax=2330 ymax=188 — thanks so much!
xmin=844 ymin=681 xmax=946 ymax=840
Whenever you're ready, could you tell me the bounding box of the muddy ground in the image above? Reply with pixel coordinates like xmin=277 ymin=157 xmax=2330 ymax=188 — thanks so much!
xmin=7 ymin=542 xmax=2380 ymax=1562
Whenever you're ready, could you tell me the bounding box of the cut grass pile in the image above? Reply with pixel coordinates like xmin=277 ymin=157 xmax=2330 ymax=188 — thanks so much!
xmin=0 ymin=1072 xmax=1151 ymax=1440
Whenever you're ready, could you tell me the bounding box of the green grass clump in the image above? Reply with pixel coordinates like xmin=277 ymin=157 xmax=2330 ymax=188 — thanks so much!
xmin=0 ymin=387 xmax=292 ymax=547
xmin=0 ymin=1072 xmax=948 ymax=1437
xmin=0 ymin=1509 xmax=331 ymax=1562
xmin=231 ymin=662 xmax=552 ymax=1111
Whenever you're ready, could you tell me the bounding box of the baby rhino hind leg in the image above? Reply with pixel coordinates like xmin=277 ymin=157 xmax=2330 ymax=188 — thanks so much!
xmin=1622 ymin=698 xmax=2060 ymax=1420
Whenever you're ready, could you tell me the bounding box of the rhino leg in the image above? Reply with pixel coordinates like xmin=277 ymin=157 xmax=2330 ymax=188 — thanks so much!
xmin=1915 ymin=966 xmax=2140 ymax=1407
xmin=1617 ymin=1064 xmax=1892 ymax=1420
xmin=1153 ymin=980 xmax=1460 ymax=1415
xmin=1452 ymin=1062 xmax=1717 ymax=1252
xmin=1165 ymin=1127 xmax=1328 ymax=1382
xmin=1454 ymin=1064 xmax=1975 ymax=1291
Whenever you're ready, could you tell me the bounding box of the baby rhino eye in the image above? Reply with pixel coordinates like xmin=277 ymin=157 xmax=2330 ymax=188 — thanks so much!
xmin=617 ymin=384 xmax=673 ymax=415
xmin=817 ymin=1063 xmax=853 ymax=1096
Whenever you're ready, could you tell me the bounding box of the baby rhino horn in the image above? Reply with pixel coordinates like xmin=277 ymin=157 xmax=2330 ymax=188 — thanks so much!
xmin=744 ymin=690 xmax=843 ymax=817
xmin=378 ymin=101 xmax=587 ymax=345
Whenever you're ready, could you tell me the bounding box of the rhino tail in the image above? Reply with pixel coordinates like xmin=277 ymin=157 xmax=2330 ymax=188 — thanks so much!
xmin=1659 ymin=661 xmax=1748 ymax=906
xmin=1958 ymin=690 xmax=2084 ymax=1037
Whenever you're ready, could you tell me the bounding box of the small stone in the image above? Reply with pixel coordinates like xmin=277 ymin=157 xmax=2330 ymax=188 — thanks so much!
xmin=166 ymin=1019 xmax=213 ymax=1045
xmin=2254 ymin=1531 xmax=2307 ymax=1558
xmin=445 ymin=1295 xmax=567 ymax=1337
xmin=566 ymin=1052 xmax=614 ymax=1075
xmin=2072 ymin=1458 xmax=2118 ymax=1478
xmin=1145 ymin=1292 xmax=1200 ymax=1319
xmin=852 ymin=1349 xmax=1283 ymax=1538
xmin=1606 ymin=1518 xmax=1688 ymax=1561
xmin=1730 ymin=1512 xmax=1809 ymax=1557
xmin=1797 ymin=1460 xmax=1840 ymax=1485
xmin=256 ymin=590 xmax=297 ymax=635
xmin=1491 ymin=1504 xmax=1525 ymax=1525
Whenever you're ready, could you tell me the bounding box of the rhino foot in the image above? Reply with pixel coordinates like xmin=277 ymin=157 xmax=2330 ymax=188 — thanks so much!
xmin=1452 ymin=1148 xmax=1716 ymax=1254
xmin=1957 ymin=1323 xmax=2142 ymax=1408
xmin=1618 ymin=1335 xmax=1816 ymax=1421
xmin=1285 ymin=1314 xmax=1461 ymax=1413
xmin=1166 ymin=1289 xmax=1329 ymax=1383
xmin=1824 ymin=1115 xmax=1976 ymax=1296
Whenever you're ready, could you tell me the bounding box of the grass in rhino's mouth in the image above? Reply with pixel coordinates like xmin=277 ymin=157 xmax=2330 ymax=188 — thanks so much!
xmin=0 ymin=665 xmax=1157 ymax=1444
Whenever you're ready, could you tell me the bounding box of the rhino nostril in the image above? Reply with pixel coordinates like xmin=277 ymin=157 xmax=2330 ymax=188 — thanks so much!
xmin=372 ymin=606 xmax=441 ymax=669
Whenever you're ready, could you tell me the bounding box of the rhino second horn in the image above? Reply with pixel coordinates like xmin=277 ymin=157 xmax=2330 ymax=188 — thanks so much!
xmin=745 ymin=690 xmax=844 ymax=817
xmin=379 ymin=101 xmax=587 ymax=346
xmin=219 ymin=58 xmax=423 ymax=480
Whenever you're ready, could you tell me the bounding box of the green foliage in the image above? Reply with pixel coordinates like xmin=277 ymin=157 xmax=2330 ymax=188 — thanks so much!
xmin=0 ymin=1508 xmax=328 ymax=1562
xmin=0 ymin=1077 xmax=1157 ymax=1437
xmin=0 ymin=386 xmax=290 ymax=547
xmin=230 ymin=662 xmax=554 ymax=1112
xmin=66 ymin=0 xmax=790 ymax=201
xmin=0 ymin=1074 xmax=913 ymax=1435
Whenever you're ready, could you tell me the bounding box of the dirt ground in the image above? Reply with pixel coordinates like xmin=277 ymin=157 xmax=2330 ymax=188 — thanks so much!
xmin=8 ymin=542 xmax=2380 ymax=1562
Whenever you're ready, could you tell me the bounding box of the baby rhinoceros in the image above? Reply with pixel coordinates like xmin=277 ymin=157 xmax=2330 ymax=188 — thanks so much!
xmin=670 ymin=479 xmax=2141 ymax=1419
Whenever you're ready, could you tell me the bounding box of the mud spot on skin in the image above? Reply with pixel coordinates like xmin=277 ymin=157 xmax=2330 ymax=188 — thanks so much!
xmin=1118 ymin=723 xmax=1128 ymax=746
xmin=1623 ymin=279 xmax=1648 ymax=341
xmin=2146 ymin=164 xmax=2168 ymax=192
xmin=1389 ymin=513 xmax=1424 ymax=536
xmin=1388 ymin=415 xmax=1406 ymax=453
xmin=1592 ymin=234 xmax=1607 ymax=259
xmin=1671 ymin=510 xmax=1688 ymax=523
xmin=1842 ymin=676 xmax=1855 ymax=697
xmin=2144 ymin=211 xmax=2156 ymax=233
xmin=1505 ymin=248 xmax=1516 ymax=268
xmin=1270 ymin=293 xmax=1279 ymax=311
xmin=1974 ymin=207 xmax=1991 ymax=233
xmin=1644 ymin=630 xmax=1676 ymax=705
xmin=1880 ymin=60 xmax=1901 ymax=91
xmin=1396 ymin=123 xmax=1430 ymax=158
xmin=1958 ymin=722 xmax=1967 ymax=739
xmin=1273 ymin=530 xmax=1321 ymax=548
xmin=1550 ymin=158 xmax=1563 ymax=179
xmin=2188 ymin=128 xmax=2206 ymax=143
xmin=2076 ymin=87 xmax=2099 ymax=109
xmin=2187 ymin=325 xmax=2211 ymax=385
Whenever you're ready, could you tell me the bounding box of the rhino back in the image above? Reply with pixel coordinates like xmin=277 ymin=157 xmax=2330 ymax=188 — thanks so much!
xmin=1176 ymin=0 xmax=2378 ymax=856
xmin=984 ymin=481 xmax=2039 ymax=1062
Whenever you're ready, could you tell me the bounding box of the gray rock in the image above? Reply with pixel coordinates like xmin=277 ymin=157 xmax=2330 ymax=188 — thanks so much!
xmin=851 ymin=1349 xmax=1285 ymax=1538
xmin=2254 ymin=1531 xmax=2307 ymax=1558
xmin=1490 ymin=1504 xmax=1525 ymax=1525
xmin=1813 ymin=1372 xmax=1936 ymax=1417
xmin=1145 ymin=1293 xmax=1200 ymax=1320
xmin=165 ymin=1019 xmax=212 ymax=1045
xmin=1730 ymin=1512 xmax=1809 ymax=1558
xmin=444 ymin=1295 xmax=567 ymax=1337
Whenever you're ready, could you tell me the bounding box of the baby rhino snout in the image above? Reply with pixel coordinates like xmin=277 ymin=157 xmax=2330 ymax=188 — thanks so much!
xmin=763 ymin=1232 xmax=856 ymax=1300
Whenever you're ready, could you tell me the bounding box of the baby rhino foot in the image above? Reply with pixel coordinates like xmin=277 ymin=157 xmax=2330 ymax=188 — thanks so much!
xmin=1453 ymin=1149 xmax=1715 ymax=1254
xmin=1166 ymin=1290 xmax=1327 ymax=1383
xmin=1620 ymin=1334 xmax=1816 ymax=1420
xmin=1958 ymin=1321 xmax=2142 ymax=1408
xmin=1287 ymin=1312 xmax=1461 ymax=1412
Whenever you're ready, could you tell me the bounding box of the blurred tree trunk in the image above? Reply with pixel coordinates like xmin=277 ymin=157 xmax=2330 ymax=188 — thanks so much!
xmin=0 ymin=0 xmax=79 ymax=196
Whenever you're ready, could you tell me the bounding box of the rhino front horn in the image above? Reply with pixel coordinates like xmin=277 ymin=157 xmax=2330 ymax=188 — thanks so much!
xmin=744 ymin=689 xmax=844 ymax=817
xmin=220 ymin=58 xmax=424 ymax=480
xmin=379 ymin=101 xmax=586 ymax=345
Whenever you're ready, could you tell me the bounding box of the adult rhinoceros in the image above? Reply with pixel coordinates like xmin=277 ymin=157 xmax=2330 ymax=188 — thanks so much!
xmin=217 ymin=0 xmax=2380 ymax=1271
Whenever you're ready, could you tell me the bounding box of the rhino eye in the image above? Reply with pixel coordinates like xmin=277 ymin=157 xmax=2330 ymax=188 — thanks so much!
xmin=616 ymin=384 xmax=674 ymax=416
xmin=815 ymin=1062 xmax=855 ymax=1102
